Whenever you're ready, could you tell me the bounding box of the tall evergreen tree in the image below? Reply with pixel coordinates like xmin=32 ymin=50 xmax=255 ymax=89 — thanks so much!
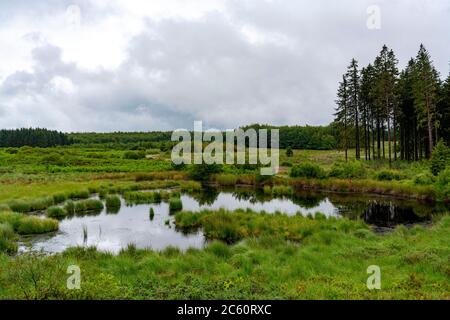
xmin=335 ymin=74 xmax=350 ymax=161
xmin=412 ymin=44 xmax=440 ymax=158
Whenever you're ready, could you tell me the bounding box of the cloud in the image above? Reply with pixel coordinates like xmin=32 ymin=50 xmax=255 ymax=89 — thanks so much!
xmin=0 ymin=0 xmax=449 ymax=132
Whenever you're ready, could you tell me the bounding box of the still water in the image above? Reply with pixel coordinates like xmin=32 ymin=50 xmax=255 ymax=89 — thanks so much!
xmin=19 ymin=188 xmax=447 ymax=254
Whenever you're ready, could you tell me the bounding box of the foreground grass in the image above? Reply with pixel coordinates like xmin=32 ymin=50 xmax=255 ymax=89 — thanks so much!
xmin=0 ymin=212 xmax=448 ymax=300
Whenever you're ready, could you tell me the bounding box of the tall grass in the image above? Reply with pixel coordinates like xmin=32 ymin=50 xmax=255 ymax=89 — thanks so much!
xmin=46 ymin=206 xmax=67 ymax=218
xmin=169 ymin=198 xmax=183 ymax=213
xmin=0 ymin=222 xmax=17 ymax=254
xmin=149 ymin=208 xmax=155 ymax=221
xmin=175 ymin=208 xmax=366 ymax=243
xmin=271 ymin=185 xmax=293 ymax=197
xmin=105 ymin=195 xmax=121 ymax=212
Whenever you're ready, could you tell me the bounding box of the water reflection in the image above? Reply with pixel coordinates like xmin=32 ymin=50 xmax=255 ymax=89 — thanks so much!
xmin=19 ymin=187 xmax=448 ymax=254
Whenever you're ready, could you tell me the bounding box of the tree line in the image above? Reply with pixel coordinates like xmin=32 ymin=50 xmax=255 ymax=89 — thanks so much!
xmin=0 ymin=128 xmax=72 ymax=148
xmin=335 ymin=44 xmax=450 ymax=163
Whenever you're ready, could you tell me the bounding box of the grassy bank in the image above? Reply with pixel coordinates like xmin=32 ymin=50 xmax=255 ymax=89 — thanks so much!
xmin=0 ymin=212 xmax=448 ymax=299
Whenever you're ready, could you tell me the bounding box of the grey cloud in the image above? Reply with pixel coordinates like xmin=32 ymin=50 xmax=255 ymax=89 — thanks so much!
xmin=0 ymin=0 xmax=449 ymax=131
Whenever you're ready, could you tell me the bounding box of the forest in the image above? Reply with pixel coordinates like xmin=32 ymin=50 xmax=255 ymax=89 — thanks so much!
xmin=334 ymin=44 xmax=450 ymax=163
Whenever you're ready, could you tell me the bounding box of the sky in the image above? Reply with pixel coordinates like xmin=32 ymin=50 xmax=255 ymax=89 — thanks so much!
xmin=0 ymin=0 xmax=449 ymax=132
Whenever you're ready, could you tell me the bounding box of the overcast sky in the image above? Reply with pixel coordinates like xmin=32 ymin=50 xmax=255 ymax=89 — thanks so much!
xmin=0 ymin=0 xmax=449 ymax=132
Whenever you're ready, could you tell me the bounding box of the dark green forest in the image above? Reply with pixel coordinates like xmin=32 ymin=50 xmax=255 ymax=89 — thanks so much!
xmin=335 ymin=44 xmax=450 ymax=163
xmin=0 ymin=128 xmax=72 ymax=148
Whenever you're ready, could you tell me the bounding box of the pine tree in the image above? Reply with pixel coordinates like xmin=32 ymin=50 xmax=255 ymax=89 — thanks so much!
xmin=412 ymin=44 xmax=440 ymax=158
xmin=335 ymin=74 xmax=350 ymax=161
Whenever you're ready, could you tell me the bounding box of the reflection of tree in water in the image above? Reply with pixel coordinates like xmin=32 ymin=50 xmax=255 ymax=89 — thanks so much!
xmin=189 ymin=187 xmax=220 ymax=206
xmin=361 ymin=201 xmax=430 ymax=227
xmin=291 ymin=192 xmax=326 ymax=209
xmin=326 ymin=193 xmax=443 ymax=227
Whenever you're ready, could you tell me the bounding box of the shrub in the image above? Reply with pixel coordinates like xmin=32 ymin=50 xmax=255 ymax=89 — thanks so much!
xmin=286 ymin=147 xmax=293 ymax=157
xmin=376 ymin=170 xmax=402 ymax=181
xmin=328 ymin=161 xmax=366 ymax=179
xmin=414 ymin=172 xmax=435 ymax=185
xmin=436 ymin=168 xmax=450 ymax=199
xmin=169 ymin=198 xmax=183 ymax=213
xmin=188 ymin=163 xmax=223 ymax=181
xmin=46 ymin=206 xmax=67 ymax=218
xmin=431 ymin=140 xmax=450 ymax=176
xmin=290 ymin=162 xmax=325 ymax=179
xmin=123 ymin=151 xmax=146 ymax=160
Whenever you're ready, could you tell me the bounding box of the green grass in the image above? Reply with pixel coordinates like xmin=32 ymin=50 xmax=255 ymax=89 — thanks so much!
xmin=105 ymin=195 xmax=121 ymax=210
xmin=175 ymin=208 xmax=366 ymax=243
xmin=72 ymin=199 xmax=104 ymax=213
xmin=0 ymin=214 xmax=448 ymax=299
xmin=0 ymin=211 xmax=58 ymax=238
xmin=169 ymin=198 xmax=183 ymax=213
xmin=46 ymin=206 xmax=67 ymax=218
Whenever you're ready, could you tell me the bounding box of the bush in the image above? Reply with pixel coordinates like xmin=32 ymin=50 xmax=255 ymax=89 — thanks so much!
xmin=328 ymin=161 xmax=366 ymax=179
xmin=431 ymin=140 xmax=450 ymax=176
xmin=285 ymin=147 xmax=293 ymax=157
xmin=169 ymin=198 xmax=183 ymax=212
xmin=414 ymin=172 xmax=435 ymax=185
xmin=376 ymin=170 xmax=402 ymax=181
xmin=188 ymin=163 xmax=223 ymax=181
xmin=290 ymin=162 xmax=325 ymax=179
xmin=123 ymin=151 xmax=146 ymax=160
xmin=46 ymin=206 xmax=67 ymax=218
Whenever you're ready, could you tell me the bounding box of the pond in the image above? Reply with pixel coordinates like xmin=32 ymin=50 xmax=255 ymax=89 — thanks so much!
xmin=19 ymin=187 xmax=449 ymax=254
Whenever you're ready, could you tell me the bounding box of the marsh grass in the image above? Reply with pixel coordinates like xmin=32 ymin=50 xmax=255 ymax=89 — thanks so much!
xmin=105 ymin=195 xmax=121 ymax=213
xmin=271 ymin=185 xmax=293 ymax=197
xmin=46 ymin=206 xmax=67 ymax=218
xmin=175 ymin=208 xmax=366 ymax=243
xmin=214 ymin=174 xmax=238 ymax=186
xmin=0 ymin=212 xmax=58 ymax=236
xmin=75 ymin=199 xmax=104 ymax=213
xmin=1 ymin=215 xmax=449 ymax=299
xmin=0 ymin=222 xmax=17 ymax=254
xmin=169 ymin=198 xmax=183 ymax=213
xmin=149 ymin=208 xmax=155 ymax=221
